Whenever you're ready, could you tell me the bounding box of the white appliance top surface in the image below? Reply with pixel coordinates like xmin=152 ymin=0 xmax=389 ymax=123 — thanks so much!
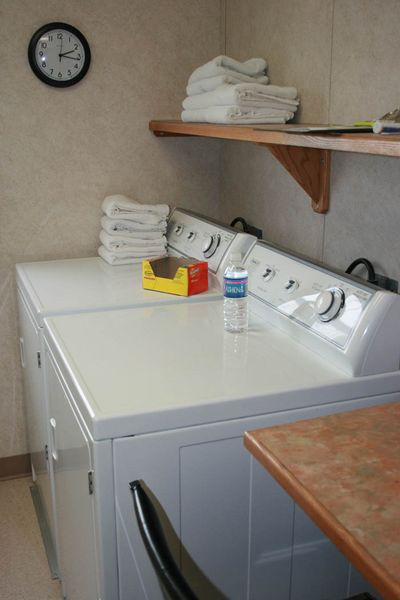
xmin=44 ymin=301 xmax=400 ymax=441
xmin=16 ymin=257 xmax=221 ymax=326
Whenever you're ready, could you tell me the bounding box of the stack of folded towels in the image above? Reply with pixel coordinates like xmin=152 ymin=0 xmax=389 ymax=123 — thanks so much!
xmin=98 ymin=195 xmax=170 ymax=265
xmin=181 ymin=55 xmax=299 ymax=124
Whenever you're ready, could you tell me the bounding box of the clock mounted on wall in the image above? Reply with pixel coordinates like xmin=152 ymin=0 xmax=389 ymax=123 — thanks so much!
xmin=28 ymin=22 xmax=91 ymax=87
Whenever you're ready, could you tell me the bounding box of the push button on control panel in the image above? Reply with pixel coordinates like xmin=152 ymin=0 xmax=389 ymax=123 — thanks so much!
xmin=262 ymin=267 xmax=275 ymax=281
xmin=187 ymin=231 xmax=196 ymax=242
xmin=284 ymin=279 xmax=299 ymax=293
xmin=175 ymin=225 xmax=184 ymax=236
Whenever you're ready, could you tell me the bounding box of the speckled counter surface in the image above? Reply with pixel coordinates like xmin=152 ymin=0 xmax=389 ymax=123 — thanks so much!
xmin=244 ymin=402 xmax=400 ymax=600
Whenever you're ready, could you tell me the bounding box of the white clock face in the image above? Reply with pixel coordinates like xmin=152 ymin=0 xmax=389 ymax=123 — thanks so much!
xmin=34 ymin=28 xmax=86 ymax=82
xmin=28 ymin=23 xmax=91 ymax=87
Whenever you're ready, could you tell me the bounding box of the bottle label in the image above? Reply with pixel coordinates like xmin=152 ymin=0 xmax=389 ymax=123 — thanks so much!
xmin=224 ymin=276 xmax=248 ymax=298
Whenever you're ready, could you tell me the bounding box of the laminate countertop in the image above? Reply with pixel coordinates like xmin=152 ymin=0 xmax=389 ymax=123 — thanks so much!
xmin=244 ymin=402 xmax=400 ymax=600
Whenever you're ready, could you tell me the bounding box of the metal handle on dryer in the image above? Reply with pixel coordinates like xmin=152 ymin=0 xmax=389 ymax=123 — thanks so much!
xmin=129 ymin=480 xmax=198 ymax=600
xmin=49 ymin=418 xmax=58 ymax=461
xmin=19 ymin=337 xmax=26 ymax=368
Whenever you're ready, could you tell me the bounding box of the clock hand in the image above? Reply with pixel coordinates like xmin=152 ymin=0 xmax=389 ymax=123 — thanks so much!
xmin=59 ymin=37 xmax=63 ymax=62
xmin=61 ymin=55 xmax=81 ymax=60
xmin=59 ymin=50 xmax=75 ymax=57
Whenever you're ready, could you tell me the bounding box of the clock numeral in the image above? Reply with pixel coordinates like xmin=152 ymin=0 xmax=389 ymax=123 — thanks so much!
xmin=69 ymin=36 xmax=71 ymax=42
xmin=39 ymin=51 xmax=44 ymax=57
xmin=57 ymin=32 xmax=63 ymax=39
xmin=67 ymin=69 xmax=72 ymax=76
xmin=50 ymin=69 xmax=54 ymax=75
xmin=42 ymin=62 xmax=46 ymax=68
xmin=74 ymin=43 xmax=78 ymax=50
xmin=76 ymin=53 xmax=81 ymax=60
xmin=58 ymin=72 xmax=62 ymax=78
xmin=48 ymin=35 xmax=53 ymax=41
xmin=74 ymin=63 xmax=78 ymax=69
xmin=41 ymin=42 xmax=47 ymax=49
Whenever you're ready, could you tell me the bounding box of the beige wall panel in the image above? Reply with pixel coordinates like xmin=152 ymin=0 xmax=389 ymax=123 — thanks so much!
xmin=330 ymin=0 xmax=400 ymax=123
xmin=221 ymin=141 xmax=324 ymax=259
xmin=226 ymin=0 xmax=333 ymax=123
xmin=324 ymin=153 xmax=400 ymax=281
xmin=0 ymin=0 xmax=223 ymax=457
xmin=222 ymin=0 xmax=333 ymax=262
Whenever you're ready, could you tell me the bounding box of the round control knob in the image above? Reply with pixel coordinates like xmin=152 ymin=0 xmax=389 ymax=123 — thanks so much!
xmin=262 ymin=267 xmax=275 ymax=282
xmin=315 ymin=287 xmax=345 ymax=322
xmin=187 ymin=231 xmax=196 ymax=242
xmin=174 ymin=225 xmax=183 ymax=236
xmin=202 ymin=234 xmax=221 ymax=258
xmin=284 ymin=278 xmax=299 ymax=294
xmin=315 ymin=290 xmax=334 ymax=316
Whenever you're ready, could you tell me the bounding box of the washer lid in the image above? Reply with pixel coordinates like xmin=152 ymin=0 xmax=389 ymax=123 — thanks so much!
xmin=42 ymin=300 xmax=396 ymax=442
xmin=16 ymin=257 xmax=222 ymax=327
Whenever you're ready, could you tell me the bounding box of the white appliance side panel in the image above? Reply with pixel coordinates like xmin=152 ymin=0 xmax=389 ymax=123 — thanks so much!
xmin=47 ymin=353 xmax=99 ymax=600
xmin=290 ymin=505 xmax=348 ymax=600
xmin=17 ymin=291 xmax=56 ymax=534
xmin=114 ymin=396 xmax=395 ymax=600
xmin=17 ymin=291 xmax=44 ymax=475
xmin=92 ymin=439 xmax=119 ymax=600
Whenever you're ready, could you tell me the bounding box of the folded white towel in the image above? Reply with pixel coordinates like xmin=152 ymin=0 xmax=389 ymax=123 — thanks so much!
xmin=183 ymin=83 xmax=299 ymax=111
xmin=186 ymin=72 xmax=269 ymax=96
xmin=98 ymin=245 xmax=167 ymax=266
xmin=189 ymin=56 xmax=267 ymax=84
xmin=101 ymin=216 xmax=167 ymax=235
xmin=102 ymin=195 xmax=170 ymax=219
xmin=100 ymin=230 xmax=167 ymax=253
xmin=181 ymin=106 xmax=294 ymax=124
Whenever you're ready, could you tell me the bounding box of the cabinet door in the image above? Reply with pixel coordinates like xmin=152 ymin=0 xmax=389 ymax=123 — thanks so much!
xmin=46 ymin=353 xmax=99 ymax=600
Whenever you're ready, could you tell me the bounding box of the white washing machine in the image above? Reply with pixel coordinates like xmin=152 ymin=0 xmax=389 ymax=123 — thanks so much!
xmin=15 ymin=207 xmax=255 ymax=577
xmin=42 ymin=239 xmax=400 ymax=600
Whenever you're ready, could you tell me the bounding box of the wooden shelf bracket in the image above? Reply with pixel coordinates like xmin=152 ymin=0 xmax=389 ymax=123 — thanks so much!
xmin=261 ymin=144 xmax=331 ymax=214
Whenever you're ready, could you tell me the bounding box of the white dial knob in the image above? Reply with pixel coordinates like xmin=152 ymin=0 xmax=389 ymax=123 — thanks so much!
xmin=202 ymin=234 xmax=220 ymax=258
xmin=315 ymin=290 xmax=334 ymax=315
xmin=175 ymin=225 xmax=183 ymax=236
xmin=315 ymin=287 xmax=345 ymax=322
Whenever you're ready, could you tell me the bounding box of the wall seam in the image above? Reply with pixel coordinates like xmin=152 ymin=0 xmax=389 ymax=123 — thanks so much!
xmin=322 ymin=0 xmax=337 ymax=262
xmin=218 ymin=0 xmax=228 ymax=219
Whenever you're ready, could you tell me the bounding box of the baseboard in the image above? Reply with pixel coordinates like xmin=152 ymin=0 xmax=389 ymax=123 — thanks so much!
xmin=0 ymin=453 xmax=31 ymax=480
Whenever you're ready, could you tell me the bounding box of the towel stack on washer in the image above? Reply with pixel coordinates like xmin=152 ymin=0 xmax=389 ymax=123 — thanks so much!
xmin=98 ymin=195 xmax=169 ymax=265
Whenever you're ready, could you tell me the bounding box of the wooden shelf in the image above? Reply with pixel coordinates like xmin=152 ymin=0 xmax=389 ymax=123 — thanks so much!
xmin=149 ymin=120 xmax=400 ymax=214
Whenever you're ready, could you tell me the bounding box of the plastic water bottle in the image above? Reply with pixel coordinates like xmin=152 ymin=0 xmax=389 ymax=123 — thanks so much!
xmin=223 ymin=253 xmax=248 ymax=333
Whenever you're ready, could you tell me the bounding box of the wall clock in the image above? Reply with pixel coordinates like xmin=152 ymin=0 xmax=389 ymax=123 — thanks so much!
xmin=28 ymin=22 xmax=91 ymax=87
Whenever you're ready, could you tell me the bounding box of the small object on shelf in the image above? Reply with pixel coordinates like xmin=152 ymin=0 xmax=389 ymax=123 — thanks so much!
xmin=373 ymin=121 xmax=400 ymax=134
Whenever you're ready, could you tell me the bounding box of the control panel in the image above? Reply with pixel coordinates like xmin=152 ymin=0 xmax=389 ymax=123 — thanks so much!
xmin=245 ymin=242 xmax=374 ymax=350
xmin=167 ymin=208 xmax=254 ymax=274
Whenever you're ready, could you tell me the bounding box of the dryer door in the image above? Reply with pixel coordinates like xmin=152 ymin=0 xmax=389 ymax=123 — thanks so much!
xmin=46 ymin=353 xmax=99 ymax=600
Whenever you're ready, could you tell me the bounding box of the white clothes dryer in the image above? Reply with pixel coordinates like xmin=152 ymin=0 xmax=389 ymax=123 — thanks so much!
xmin=42 ymin=238 xmax=400 ymax=600
xmin=15 ymin=207 xmax=255 ymax=578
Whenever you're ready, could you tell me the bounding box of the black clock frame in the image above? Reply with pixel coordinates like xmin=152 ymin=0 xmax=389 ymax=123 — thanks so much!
xmin=28 ymin=22 xmax=91 ymax=87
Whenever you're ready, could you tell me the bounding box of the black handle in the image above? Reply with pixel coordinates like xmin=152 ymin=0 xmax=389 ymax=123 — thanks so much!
xmin=345 ymin=257 xmax=376 ymax=284
xmin=129 ymin=480 xmax=198 ymax=600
